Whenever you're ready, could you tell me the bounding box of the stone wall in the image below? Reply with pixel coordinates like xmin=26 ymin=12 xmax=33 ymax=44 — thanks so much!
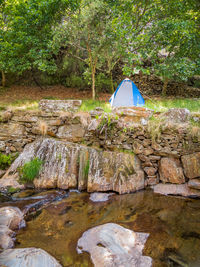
xmin=0 ymin=108 xmax=200 ymax=196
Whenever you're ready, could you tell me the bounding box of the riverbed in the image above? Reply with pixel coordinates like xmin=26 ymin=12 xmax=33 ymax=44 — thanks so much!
xmin=1 ymin=189 xmax=200 ymax=267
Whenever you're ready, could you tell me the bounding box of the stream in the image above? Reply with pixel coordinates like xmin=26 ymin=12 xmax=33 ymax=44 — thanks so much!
xmin=1 ymin=189 xmax=200 ymax=267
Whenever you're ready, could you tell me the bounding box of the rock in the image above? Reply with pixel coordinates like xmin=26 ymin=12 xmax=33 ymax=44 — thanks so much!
xmin=77 ymin=223 xmax=152 ymax=267
xmin=146 ymin=175 xmax=159 ymax=186
xmin=164 ymin=108 xmax=191 ymax=123
xmin=144 ymin=147 xmax=154 ymax=156
xmin=0 ymin=206 xmax=25 ymax=230
xmin=0 ymin=123 xmax=25 ymax=138
xmin=133 ymin=142 xmax=144 ymax=154
xmin=0 ymin=173 xmax=24 ymax=190
xmin=89 ymin=192 xmax=113 ymax=202
xmin=144 ymin=167 xmax=157 ymax=176
xmin=159 ymin=157 xmax=185 ymax=184
xmin=181 ymin=152 xmax=200 ymax=179
xmin=88 ymin=119 xmax=100 ymax=131
xmin=1 ymin=110 xmax=13 ymax=122
xmin=39 ymin=99 xmax=82 ymax=112
xmin=4 ymin=138 xmax=144 ymax=194
xmin=0 ymin=170 xmax=6 ymax=178
xmin=112 ymin=106 xmax=153 ymax=124
xmin=72 ymin=112 xmax=91 ymax=128
xmin=0 ymin=141 xmax=6 ymax=151
xmin=0 ymin=248 xmax=62 ymax=267
xmin=0 ymin=225 xmax=15 ymax=249
xmin=188 ymin=178 xmax=200 ymax=190
xmin=87 ymin=150 xmax=144 ymax=194
xmin=153 ymin=183 xmax=200 ymax=198
xmin=56 ymin=124 xmax=85 ymax=142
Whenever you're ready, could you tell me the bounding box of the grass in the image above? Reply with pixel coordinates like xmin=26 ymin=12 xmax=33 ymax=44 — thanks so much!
xmin=18 ymin=157 xmax=43 ymax=183
xmin=79 ymin=99 xmax=112 ymax=113
xmin=145 ymin=98 xmax=200 ymax=113
xmin=0 ymin=96 xmax=199 ymax=114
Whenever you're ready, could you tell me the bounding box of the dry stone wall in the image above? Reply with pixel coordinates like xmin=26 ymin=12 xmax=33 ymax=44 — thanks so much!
xmin=0 ymin=108 xmax=200 ymax=196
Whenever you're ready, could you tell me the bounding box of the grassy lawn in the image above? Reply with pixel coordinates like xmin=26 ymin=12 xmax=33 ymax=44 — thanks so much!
xmin=0 ymin=97 xmax=200 ymax=113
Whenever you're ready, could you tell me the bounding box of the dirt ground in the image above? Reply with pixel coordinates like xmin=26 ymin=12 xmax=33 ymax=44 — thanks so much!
xmin=0 ymin=85 xmax=111 ymax=105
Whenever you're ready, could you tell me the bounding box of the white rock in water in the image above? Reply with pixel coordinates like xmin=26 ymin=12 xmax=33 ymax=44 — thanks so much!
xmin=0 ymin=248 xmax=62 ymax=267
xmin=0 ymin=206 xmax=25 ymax=230
xmin=89 ymin=192 xmax=113 ymax=202
xmin=77 ymin=223 xmax=152 ymax=267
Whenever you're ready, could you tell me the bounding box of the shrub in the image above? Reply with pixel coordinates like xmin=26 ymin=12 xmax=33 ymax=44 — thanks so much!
xmin=0 ymin=153 xmax=13 ymax=170
xmin=19 ymin=157 xmax=43 ymax=183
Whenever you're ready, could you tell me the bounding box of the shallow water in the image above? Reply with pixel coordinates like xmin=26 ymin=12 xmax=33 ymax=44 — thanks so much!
xmin=3 ymin=190 xmax=200 ymax=266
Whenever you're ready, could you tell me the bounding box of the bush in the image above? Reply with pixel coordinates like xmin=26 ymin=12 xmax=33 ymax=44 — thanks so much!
xmin=19 ymin=157 xmax=43 ymax=183
xmin=0 ymin=153 xmax=13 ymax=170
xmin=65 ymin=74 xmax=87 ymax=89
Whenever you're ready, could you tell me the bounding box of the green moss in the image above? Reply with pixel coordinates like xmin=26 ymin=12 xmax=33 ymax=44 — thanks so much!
xmin=7 ymin=186 xmax=20 ymax=194
xmin=19 ymin=157 xmax=43 ymax=184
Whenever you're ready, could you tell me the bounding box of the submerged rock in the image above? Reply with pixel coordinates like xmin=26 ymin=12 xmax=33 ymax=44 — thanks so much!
xmin=89 ymin=192 xmax=114 ymax=202
xmin=0 ymin=248 xmax=62 ymax=267
xmin=77 ymin=223 xmax=152 ymax=267
xmin=2 ymin=138 xmax=144 ymax=194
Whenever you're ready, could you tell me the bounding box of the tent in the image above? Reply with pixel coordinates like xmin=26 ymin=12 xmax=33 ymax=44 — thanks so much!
xmin=109 ymin=78 xmax=145 ymax=107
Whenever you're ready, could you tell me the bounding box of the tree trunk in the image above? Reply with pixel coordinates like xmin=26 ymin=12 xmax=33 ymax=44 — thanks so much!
xmin=110 ymin=71 xmax=114 ymax=93
xmin=1 ymin=71 xmax=5 ymax=87
xmin=162 ymin=77 xmax=168 ymax=96
xmin=91 ymin=67 xmax=96 ymax=100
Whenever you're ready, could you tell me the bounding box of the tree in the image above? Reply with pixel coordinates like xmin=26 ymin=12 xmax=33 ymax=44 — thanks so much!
xmin=110 ymin=0 xmax=200 ymax=95
xmin=0 ymin=0 xmax=79 ymax=86
xmin=53 ymin=0 xmax=121 ymax=99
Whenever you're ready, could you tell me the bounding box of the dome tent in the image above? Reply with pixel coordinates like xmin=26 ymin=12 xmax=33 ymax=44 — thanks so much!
xmin=109 ymin=78 xmax=145 ymax=107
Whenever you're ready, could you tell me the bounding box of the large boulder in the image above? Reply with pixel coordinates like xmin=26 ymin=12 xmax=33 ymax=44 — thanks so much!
xmin=0 ymin=248 xmax=62 ymax=267
xmin=3 ymin=138 xmax=144 ymax=194
xmin=77 ymin=223 xmax=152 ymax=267
xmin=87 ymin=150 xmax=144 ymax=194
xmin=181 ymin=152 xmax=200 ymax=179
xmin=159 ymin=157 xmax=185 ymax=184
xmin=153 ymin=183 xmax=200 ymax=198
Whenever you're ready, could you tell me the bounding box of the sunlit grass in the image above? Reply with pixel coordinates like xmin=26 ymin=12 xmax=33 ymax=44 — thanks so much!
xmin=79 ymin=99 xmax=112 ymax=113
xmin=145 ymin=98 xmax=200 ymax=113
xmin=0 ymin=97 xmax=199 ymax=114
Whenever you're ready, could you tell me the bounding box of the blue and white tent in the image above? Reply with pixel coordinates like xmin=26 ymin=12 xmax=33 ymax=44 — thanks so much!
xmin=109 ymin=78 xmax=145 ymax=107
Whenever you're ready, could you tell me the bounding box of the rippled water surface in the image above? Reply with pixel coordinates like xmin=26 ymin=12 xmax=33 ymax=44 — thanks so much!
xmin=2 ymin=190 xmax=200 ymax=267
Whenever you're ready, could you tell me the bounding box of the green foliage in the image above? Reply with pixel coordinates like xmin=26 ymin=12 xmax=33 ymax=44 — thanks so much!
xmin=65 ymin=74 xmax=87 ymax=89
xmin=0 ymin=0 xmax=80 ymax=77
xmin=83 ymin=159 xmax=90 ymax=178
xmin=0 ymin=153 xmax=15 ymax=170
xmin=19 ymin=157 xmax=43 ymax=183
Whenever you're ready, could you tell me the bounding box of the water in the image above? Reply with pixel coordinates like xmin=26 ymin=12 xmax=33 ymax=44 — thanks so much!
xmin=2 ymin=189 xmax=200 ymax=266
